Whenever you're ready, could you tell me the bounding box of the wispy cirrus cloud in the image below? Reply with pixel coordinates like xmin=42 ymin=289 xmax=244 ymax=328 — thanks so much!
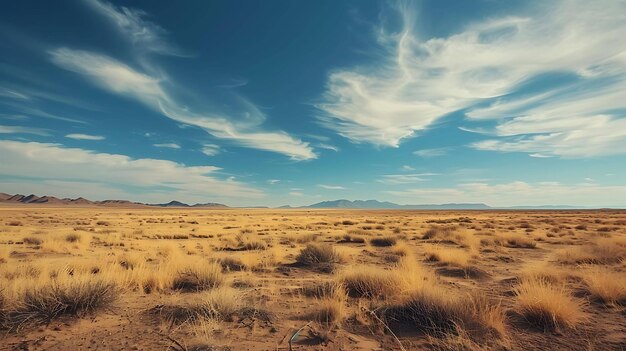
xmin=85 ymin=0 xmax=182 ymax=56
xmin=413 ymin=148 xmax=448 ymax=158
xmin=153 ymin=143 xmax=180 ymax=149
xmin=50 ymin=48 xmax=316 ymax=160
xmin=201 ymin=144 xmax=220 ymax=156
xmin=318 ymin=184 xmax=346 ymax=190
xmin=50 ymin=0 xmax=316 ymax=161
xmin=0 ymin=140 xmax=263 ymax=202
xmin=66 ymin=133 xmax=105 ymax=140
xmin=378 ymin=173 xmax=436 ymax=185
xmin=318 ymin=0 xmax=626 ymax=157
xmin=0 ymin=125 xmax=49 ymax=136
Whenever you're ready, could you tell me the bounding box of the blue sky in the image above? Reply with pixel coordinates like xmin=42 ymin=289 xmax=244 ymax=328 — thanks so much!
xmin=1 ymin=0 xmax=625 ymax=207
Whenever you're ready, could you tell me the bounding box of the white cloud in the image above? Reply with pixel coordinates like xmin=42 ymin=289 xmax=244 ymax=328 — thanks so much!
xmin=318 ymin=1 xmax=626 ymax=157
xmin=289 ymin=191 xmax=303 ymax=196
xmin=267 ymin=179 xmax=280 ymax=185
xmin=413 ymin=148 xmax=448 ymax=158
xmin=318 ymin=143 xmax=339 ymax=152
xmin=387 ymin=181 xmax=626 ymax=207
xmin=153 ymin=143 xmax=180 ymax=149
xmin=201 ymin=144 xmax=220 ymax=156
xmin=0 ymin=125 xmax=49 ymax=136
xmin=70 ymin=1 xmax=316 ymax=161
xmin=50 ymin=48 xmax=315 ymax=160
xmin=401 ymin=165 xmax=414 ymax=171
xmin=85 ymin=0 xmax=180 ymax=55
xmin=378 ymin=173 xmax=435 ymax=185
xmin=0 ymin=140 xmax=263 ymax=202
xmin=0 ymin=88 xmax=29 ymax=100
xmin=318 ymin=184 xmax=346 ymax=190
xmin=66 ymin=133 xmax=105 ymax=140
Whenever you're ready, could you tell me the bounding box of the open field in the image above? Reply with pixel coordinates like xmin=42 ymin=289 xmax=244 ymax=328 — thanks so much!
xmin=0 ymin=207 xmax=624 ymax=350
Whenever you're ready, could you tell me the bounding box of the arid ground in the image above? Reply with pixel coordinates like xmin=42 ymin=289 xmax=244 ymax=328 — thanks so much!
xmin=0 ymin=207 xmax=624 ymax=350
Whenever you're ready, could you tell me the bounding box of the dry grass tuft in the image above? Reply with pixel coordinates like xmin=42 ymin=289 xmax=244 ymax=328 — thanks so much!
xmin=22 ymin=237 xmax=42 ymax=246
xmin=501 ymin=235 xmax=537 ymax=249
xmin=173 ymin=260 xmax=224 ymax=292
xmin=296 ymin=244 xmax=343 ymax=268
xmin=337 ymin=266 xmax=398 ymax=298
xmin=382 ymin=288 xmax=505 ymax=340
xmin=423 ymin=227 xmax=481 ymax=252
xmin=218 ymin=257 xmax=246 ymax=272
xmin=337 ymin=257 xmax=432 ymax=299
xmin=425 ymin=247 xmax=473 ymax=269
xmin=556 ymin=237 xmax=626 ymax=264
xmin=579 ymin=267 xmax=626 ymax=306
xmin=7 ymin=276 xmax=119 ymax=329
xmin=65 ymin=233 xmax=82 ymax=243
xmin=370 ymin=236 xmax=397 ymax=247
xmin=514 ymin=277 xmax=585 ymax=331
xmin=308 ymin=283 xmax=348 ymax=326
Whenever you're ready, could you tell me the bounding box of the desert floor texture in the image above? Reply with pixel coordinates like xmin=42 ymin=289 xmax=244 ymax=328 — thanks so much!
xmin=0 ymin=207 xmax=624 ymax=350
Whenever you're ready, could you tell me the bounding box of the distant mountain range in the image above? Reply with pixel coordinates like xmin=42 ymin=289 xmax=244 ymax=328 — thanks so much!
xmin=300 ymin=199 xmax=490 ymax=209
xmin=281 ymin=199 xmax=592 ymax=210
xmin=0 ymin=193 xmax=606 ymax=209
xmin=0 ymin=193 xmax=227 ymax=208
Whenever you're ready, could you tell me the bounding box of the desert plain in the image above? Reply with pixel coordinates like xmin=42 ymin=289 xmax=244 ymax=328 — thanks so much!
xmin=0 ymin=207 xmax=624 ymax=350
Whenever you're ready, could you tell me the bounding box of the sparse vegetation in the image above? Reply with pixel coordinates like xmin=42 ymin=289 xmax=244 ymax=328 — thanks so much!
xmin=579 ymin=267 xmax=626 ymax=306
xmin=514 ymin=277 xmax=585 ymax=331
xmin=296 ymin=243 xmax=343 ymax=268
xmin=369 ymin=236 xmax=397 ymax=247
xmin=173 ymin=260 xmax=224 ymax=292
xmin=0 ymin=208 xmax=623 ymax=349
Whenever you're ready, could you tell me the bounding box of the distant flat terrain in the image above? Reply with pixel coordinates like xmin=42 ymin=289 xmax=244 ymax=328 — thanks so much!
xmin=0 ymin=207 xmax=624 ymax=350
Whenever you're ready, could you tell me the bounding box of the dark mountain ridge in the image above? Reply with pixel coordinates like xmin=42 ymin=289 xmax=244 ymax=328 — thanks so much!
xmin=0 ymin=193 xmax=227 ymax=208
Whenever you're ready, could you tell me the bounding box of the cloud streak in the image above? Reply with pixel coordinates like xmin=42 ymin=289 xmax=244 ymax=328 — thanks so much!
xmin=66 ymin=133 xmax=105 ymax=140
xmin=318 ymin=184 xmax=346 ymax=190
xmin=378 ymin=173 xmax=435 ymax=185
xmin=153 ymin=143 xmax=180 ymax=149
xmin=49 ymin=0 xmax=316 ymax=160
xmin=0 ymin=125 xmax=49 ymax=136
xmin=0 ymin=140 xmax=263 ymax=202
xmin=318 ymin=0 xmax=626 ymax=157
xmin=50 ymin=48 xmax=316 ymax=160
xmin=85 ymin=0 xmax=181 ymax=55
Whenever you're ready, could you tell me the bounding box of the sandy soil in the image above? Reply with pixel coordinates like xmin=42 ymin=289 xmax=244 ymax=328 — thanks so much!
xmin=0 ymin=207 xmax=624 ymax=350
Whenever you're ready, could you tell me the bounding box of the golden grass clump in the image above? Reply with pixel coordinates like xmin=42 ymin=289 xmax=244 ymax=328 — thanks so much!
xmin=65 ymin=233 xmax=82 ymax=243
xmin=514 ymin=277 xmax=585 ymax=331
xmin=285 ymin=232 xmax=319 ymax=244
xmin=296 ymin=244 xmax=343 ymax=267
xmin=337 ymin=257 xmax=432 ymax=298
xmin=337 ymin=265 xmax=398 ymax=298
xmin=369 ymin=236 xmax=397 ymax=247
xmin=579 ymin=267 xmax=626 ymax=306
xmin=423 ymin=226 xmax=480 ymax=252
xmin=556 ymin=237 xmax=625 ymax=264
xmin=22 ymin=237 xmax=42 ymax=246
xmin=173 ymin=259 xmax=224 ymax=292
xmin=308 ymin=283 xmax=348 ymax=326
xmin=196 ymin=286 xmax=245 ymax=321
xmin=382 ymin=286 xmax=506 ymax=340
xmin=519 ymin=262 xmax=567 ymax=284
xmin=425 ymin=246 xmax=473 ymax=269
xmin=1 ymin=266 xmax=121 ymax=330
xmin=500 ymin=235 xmax=537 ymax=249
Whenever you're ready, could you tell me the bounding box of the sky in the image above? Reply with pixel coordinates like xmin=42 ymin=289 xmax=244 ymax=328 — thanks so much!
xmin=1 ymin=0 xmax=626 ymax=207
